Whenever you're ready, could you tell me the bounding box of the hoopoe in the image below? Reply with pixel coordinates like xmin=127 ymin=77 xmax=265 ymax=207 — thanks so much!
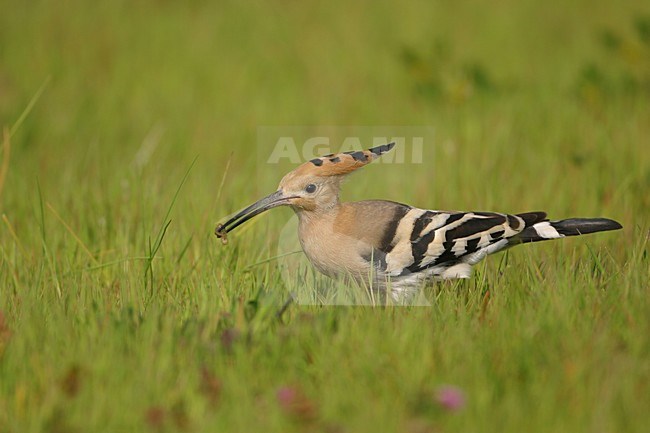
xmin=215 ymin=143 xmax=622 ymax=300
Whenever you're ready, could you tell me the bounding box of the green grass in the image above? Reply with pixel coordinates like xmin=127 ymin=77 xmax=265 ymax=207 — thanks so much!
xmin=1 ymin=1 xmax=649 ymax=432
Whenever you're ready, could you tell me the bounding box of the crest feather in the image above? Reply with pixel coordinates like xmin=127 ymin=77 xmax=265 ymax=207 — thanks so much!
xmin=294 ymin=142 xmax=395 ymax=177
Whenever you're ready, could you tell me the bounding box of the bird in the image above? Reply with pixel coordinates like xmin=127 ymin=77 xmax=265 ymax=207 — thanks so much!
xmin=215 ymin=142 xmax=622 ymax=302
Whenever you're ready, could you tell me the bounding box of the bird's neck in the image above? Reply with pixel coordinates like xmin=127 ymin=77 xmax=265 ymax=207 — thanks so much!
xmin=294 ymin=200 xmax=340 ymax=225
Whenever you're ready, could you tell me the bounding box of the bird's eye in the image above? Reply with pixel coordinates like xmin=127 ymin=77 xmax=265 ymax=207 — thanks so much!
xmin=305 ymin=184 xmax=317 ymax=194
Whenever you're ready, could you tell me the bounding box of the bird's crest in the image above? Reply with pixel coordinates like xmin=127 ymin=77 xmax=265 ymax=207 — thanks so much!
xmin=292 ymin=142 xmax=395 ymax=177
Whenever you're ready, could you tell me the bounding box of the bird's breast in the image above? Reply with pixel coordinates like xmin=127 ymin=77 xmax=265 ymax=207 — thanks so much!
xmin=297 ymin=213 xmax=374 ymax=280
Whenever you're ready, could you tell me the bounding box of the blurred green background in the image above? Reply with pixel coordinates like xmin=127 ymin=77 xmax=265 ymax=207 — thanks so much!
xmin=2 ymin=0 xmax=649 ymax=215
xmin=1 ymin=1 xmax=649 ymax=432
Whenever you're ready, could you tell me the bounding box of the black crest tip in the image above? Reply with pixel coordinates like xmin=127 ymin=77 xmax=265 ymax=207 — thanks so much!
xmin=369 ymin=142 xmax=396 ymax=156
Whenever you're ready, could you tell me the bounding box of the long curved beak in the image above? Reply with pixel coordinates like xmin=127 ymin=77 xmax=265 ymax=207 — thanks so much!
xmin=215 ymin=190 xmax=296 ymax=242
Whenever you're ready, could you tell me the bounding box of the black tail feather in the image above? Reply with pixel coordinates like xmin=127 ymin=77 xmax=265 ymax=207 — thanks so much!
xmin=552 ymin=218 xmax=623 ymax=236
xmin=515 ymin=217 xmax=622 ymax=244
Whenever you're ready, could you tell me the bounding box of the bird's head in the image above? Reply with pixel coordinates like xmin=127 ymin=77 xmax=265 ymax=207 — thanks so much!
xmin=215 ymin=142 xmax=395 ymax=242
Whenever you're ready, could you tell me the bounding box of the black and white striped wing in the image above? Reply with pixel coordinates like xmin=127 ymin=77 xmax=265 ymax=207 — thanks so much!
xmin=382 ymin=208 xmax=547 ymax=277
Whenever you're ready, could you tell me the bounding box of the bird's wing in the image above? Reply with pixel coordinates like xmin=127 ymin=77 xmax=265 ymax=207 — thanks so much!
xmin=380 ymin=208 xmax=547 ymax=276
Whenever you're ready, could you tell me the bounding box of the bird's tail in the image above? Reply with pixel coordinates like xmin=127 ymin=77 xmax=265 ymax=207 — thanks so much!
xmin=514 ymin=217 xmax=622 ymax=244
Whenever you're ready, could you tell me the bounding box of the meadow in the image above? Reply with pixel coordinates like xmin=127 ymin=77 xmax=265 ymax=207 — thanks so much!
xmin=1 ymin=1 xmax=649 ymax=432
